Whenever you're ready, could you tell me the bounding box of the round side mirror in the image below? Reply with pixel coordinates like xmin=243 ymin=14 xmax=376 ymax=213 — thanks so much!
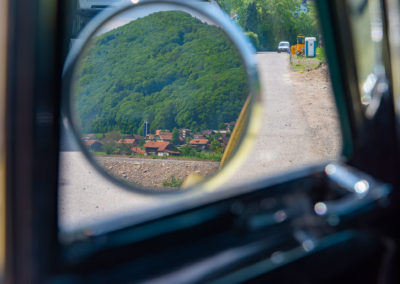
xmin=62 ymin=0 xmax=260 ymax=193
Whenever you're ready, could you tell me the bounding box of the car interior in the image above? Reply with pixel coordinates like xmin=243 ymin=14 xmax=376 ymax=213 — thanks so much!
xmin=2 ymin=0 xmax=400 ymax=283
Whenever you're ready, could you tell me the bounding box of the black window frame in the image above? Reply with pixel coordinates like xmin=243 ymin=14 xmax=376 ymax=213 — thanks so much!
xmin=4 ymin=0 xmax=400 ymax=283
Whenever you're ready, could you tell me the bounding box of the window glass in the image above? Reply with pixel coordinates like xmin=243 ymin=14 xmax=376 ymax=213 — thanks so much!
xmin=0 ymin=0 xmax=7 ymax=276
xmin=59 ymin=0 xmax=342 ymax=239
xmin=215 ymin=0 xmax=341 ymax=183
xmin=386 ymin=0 xmax=400 ymax=118
xmin=347 ymin=0 xmax=385 ymax=106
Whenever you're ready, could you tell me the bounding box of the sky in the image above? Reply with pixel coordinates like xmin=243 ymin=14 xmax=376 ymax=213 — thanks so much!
xmin=96 ymin=3 xmax=216 ymax=36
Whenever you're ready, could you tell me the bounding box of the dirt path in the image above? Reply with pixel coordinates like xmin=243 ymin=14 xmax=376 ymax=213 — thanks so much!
xmin=289 ymin=64 xmax=341 ymax=161
xmin=97 ymin=157 xmax=219 ymax=188
xmin=227 ymin=52 xmax=341 ymax=185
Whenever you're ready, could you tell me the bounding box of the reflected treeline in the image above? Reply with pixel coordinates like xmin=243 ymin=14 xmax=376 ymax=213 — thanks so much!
xmin=74 ymin=11 xmax=248 ymax=138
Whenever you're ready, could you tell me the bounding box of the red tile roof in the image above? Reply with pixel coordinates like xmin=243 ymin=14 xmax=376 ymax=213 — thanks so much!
xmin=131 ymin=147 xmax=145 ymax=154
xmin=189 ymin=139 xmax=209 ymax=145
xmin=155 ymin=129 xmax=169 ymax=135
xmin=132 ymin=134 xmax=143 ymax=140
xmin=158 ymin=133 xmax=172 ymax=140
xmin=144 ymin=141 xmax=170 ymax=151
xmin=118 ymin=138 xmax=136 ymax=145
xmin=82 ymin=134 xmax=98 ymax=140
xmin=84 ymin=140 xmax=101 ymax=146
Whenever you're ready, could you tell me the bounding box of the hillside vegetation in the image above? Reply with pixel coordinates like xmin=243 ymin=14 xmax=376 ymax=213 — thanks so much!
xmin=74 ymin=11 xmax=248 ymax=135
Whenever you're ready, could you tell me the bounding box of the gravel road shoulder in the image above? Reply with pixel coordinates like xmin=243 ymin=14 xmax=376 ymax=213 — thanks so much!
xmin=96 ymin=156 xmax=219 ymax=188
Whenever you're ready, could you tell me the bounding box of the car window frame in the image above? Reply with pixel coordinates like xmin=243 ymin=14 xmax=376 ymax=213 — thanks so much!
xmin=4 ymin=0 xmax=400 ymax=283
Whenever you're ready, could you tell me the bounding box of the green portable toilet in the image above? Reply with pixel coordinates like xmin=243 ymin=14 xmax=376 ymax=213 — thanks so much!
xmin=305 ymin=37 xmax=317 ymax=57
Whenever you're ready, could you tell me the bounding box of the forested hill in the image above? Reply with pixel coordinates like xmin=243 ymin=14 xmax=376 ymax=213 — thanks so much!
xmin=75 ymin=11 xmax=248 ymax=135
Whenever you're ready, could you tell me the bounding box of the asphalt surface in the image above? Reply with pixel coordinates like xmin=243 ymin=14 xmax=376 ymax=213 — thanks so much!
xmin=59 ymin=52 xmax=340 ymax=234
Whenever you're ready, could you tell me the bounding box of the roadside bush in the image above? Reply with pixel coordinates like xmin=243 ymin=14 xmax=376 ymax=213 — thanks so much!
xmin=117 ymin=143 xmax=132 ymax=155
xmin=245 ymin=31 xmax=260 ymax=50
xmin=104 ymin=144 xmax=116 ymax=155
xmin=180 ymin=145 xmax=196 ymax=156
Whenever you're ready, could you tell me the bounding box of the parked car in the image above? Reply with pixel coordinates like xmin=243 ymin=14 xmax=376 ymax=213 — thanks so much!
xmin=277 ymin=41 xmax=290 ymax=53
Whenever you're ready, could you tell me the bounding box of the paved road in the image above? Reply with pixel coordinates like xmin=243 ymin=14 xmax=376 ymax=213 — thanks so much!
xmin=59 ymin=52 xmax=340 ymax=234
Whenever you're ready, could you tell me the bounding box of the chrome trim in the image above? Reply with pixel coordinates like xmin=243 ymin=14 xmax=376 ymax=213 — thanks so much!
xmin=62 ymin=0 xmax=260 ymax=195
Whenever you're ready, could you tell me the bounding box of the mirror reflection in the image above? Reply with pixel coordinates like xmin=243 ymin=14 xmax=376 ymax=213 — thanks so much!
xmin=71 ymin=9 xmax=249 ymax=190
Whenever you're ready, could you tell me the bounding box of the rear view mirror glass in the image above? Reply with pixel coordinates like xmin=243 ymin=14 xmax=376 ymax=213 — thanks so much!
xmin=63 ymin=2 xmax=259 ymax=192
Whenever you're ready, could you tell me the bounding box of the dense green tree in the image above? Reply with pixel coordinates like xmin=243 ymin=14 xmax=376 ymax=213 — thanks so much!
xmin=75 ymin=11 xmax=248 ymax=134
xmin=244 ymin=2 xmax=258 ymax=34
xmin=100 ymin=131 xmax=120 ymax=154
xmin=213 ymin=132 xmax=222 ymax=140
xmin=210 ymin=139 xmax=224 ymax=154
xmin=245 ymin=31 xmax=260 ymax=49
xmin=216 ymin=0 xmax=232 ymax=14
xmin=172 ymin=128 xmax=179 ymax=145
xmin=117 ymin=143 xmax=132 ymax=155
xmin=180 ymin=145 xmax=196 ymax=156
xmin=104 ymin=144 xmax=116 ymax=155
xmin=229 ymin=0 xmax=319 ymax=50
xmin=103 ymin=131 xmax=120 ymax=145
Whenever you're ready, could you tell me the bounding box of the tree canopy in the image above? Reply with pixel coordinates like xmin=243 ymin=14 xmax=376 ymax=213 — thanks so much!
xmin=74 ymin=11 xmax=248 ymax=135
xmin=217 ymin=0 xmax=319 ymax=50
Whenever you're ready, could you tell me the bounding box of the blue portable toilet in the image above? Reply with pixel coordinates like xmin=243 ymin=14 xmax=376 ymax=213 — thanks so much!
xmin=305 ymin=37 xmax=317 ymax=57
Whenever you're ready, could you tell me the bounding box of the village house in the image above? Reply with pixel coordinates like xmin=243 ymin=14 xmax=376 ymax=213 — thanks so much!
xmin=84 ymin=140 xmax=103 ymax=152
xmin=145 ymin=130 xmax=173 ymax=142
xmin=179 ymin=128 xmax=191 ymax=139
xmin=193 ymin=133 xmax=205 ymax=139
xmin=132 ymin=134 xmax=144 ymax=140
xmin=143 ymin=141 xmax=180 ymax=157
xmin=156 ymin=132 xmax=172 ymax=142
xmin=202 ymin=130 xmax=213 ymax=137
xmin=155 ymin=129 xmax=169 ymax=135
xmin=213 ymin=130 xmax=228 ymax=135
xmin=117 ymin=138 xmax=138 ymax=147
xmin=189 ymin=138 xmax=209 ymax=151
xmin=145 ymin=134 xmax=156 ymax=141
xmin=82 ymin=133 xmax=98 ymax=141
xmin=131 ymin=146 xmax=145 ymax=155
xmin=224 ymin=121 xmax=236 ymax=131
xmin=124 ymin=134 xmax=144 ymax=141
xmin=218 ymin=133 xmax=230 ymax=148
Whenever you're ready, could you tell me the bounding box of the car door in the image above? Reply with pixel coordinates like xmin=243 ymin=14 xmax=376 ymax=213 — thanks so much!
xmin=3 ymin=0 xmax=400 ymax=283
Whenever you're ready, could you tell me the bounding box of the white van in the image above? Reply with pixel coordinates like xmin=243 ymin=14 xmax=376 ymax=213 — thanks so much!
xmin=277 ymin=41 xmax=290 ymax=53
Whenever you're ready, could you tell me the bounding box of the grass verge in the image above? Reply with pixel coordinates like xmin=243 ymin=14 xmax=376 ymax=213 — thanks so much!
xmin=290 ymin=47 xmax=325 ymax=72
